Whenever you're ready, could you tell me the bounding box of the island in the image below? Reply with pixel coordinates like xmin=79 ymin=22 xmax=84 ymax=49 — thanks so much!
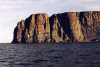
xmin=12 ymin=11 xmax=100 ymax=43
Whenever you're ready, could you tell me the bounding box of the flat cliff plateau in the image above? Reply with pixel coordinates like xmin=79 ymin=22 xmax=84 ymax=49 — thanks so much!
xmin=12 ymin=11 xmax=100 ymax=43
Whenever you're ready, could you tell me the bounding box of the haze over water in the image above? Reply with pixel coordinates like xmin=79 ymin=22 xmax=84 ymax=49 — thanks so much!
xmin=0 ymin=43 xmax=99 ymax=67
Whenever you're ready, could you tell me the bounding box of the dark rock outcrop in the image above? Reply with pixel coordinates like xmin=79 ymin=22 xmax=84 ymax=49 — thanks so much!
xmin=12 ymin=11 xmax=100 ymax=43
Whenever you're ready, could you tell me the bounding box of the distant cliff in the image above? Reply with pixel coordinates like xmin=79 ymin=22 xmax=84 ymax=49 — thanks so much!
xmin=12 ymin=11 xmax=100 ymax=43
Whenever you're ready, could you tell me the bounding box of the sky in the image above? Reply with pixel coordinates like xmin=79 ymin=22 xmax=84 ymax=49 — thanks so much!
xmin=0 ymin=0 xmax=100 ymax=43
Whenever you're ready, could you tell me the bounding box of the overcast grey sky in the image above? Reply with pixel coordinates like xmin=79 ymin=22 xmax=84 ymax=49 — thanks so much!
xmin=0 ymin=0 xmax=100 ymax=43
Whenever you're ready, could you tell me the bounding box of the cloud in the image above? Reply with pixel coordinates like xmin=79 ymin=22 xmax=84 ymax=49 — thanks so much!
xmin=0 ymin=0 xmax=99 ymax=12
xmin=0 ymin=0 xmax=100 ymax=43
xmin=0 ymin=0 xmax=99 ymax=10
xmin=0 ymin=0 xmax=32 ymax=10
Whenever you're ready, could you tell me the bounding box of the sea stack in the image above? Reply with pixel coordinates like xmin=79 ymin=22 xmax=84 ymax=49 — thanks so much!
xmin=12 ymin=11 xmax=100 ymax=43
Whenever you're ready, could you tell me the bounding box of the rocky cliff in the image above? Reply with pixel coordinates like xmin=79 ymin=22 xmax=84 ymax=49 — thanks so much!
xmin=12 ymin=11 xmax=100 ymax=43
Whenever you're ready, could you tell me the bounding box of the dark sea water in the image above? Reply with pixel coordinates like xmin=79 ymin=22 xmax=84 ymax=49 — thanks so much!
xmin=0 ymin=43 xmax=100 ymax=67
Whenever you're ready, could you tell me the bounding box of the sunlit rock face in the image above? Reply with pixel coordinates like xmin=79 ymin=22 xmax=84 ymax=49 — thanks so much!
xmin=13 ymin=13 xmax=50 ymax=43
xmin=50 ymin=13 xmax=84 ymax=42
xmin=12 ymin=11 xmax=100 ymax=43
xmin=79 ymin=11 xmax=100 ymax=42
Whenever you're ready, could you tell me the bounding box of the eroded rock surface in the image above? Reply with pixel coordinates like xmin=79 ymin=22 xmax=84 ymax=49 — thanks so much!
xmin=13 ymin=13 xmax=50 ymax=43
xmin=12 ymin=11 xmax=100 ymax=43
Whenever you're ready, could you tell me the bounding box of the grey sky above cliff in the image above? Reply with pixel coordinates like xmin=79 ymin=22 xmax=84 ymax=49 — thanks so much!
xmin=0 ymin=0 xmax=100 ymax=43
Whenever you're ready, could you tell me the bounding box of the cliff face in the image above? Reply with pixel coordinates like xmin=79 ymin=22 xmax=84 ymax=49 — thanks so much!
xmin=12 ymin=11 xmax=100 ymax=43
xmin=13 ymin=13 xmax=50 ymax=43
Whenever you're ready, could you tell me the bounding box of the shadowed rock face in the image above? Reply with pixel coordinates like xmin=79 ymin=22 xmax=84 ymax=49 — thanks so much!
xmin=12 ymin=11 xmax=100 ymax=43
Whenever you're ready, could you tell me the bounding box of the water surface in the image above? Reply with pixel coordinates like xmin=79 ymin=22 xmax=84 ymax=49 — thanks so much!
xmin=0 ymin=43 xmax=100 ymax=67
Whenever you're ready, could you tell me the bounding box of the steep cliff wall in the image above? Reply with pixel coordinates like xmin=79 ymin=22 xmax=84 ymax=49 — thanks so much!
xmin=12 ymin=11 xmax=100 ymax=43
xmin=13 ymin=13 xmax=50 ymax=43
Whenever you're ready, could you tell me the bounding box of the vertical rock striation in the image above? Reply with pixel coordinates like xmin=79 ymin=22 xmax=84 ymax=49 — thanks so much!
xmin=13 ymin=13 xmax=50 ymax=43
xmin=79 ymin=11 xmax=100 ymax=41
xmin=12 ymin=11 xmax=100 ymax=43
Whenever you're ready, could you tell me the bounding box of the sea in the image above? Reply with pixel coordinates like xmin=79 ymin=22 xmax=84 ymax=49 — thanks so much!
xmin=0 ymin=43 xmax=100 ymax=67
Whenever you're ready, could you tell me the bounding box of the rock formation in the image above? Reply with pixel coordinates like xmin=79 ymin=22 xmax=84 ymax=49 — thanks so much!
xmin=12 ymin=11 xmax=100 ymax=43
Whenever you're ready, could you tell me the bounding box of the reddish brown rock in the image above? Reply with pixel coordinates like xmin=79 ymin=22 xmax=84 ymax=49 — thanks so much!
xmin=49 ymin=14 xmax=70 ymax=42
xmin=79 ymin=11 xmax=100 ymax=41
xmin=12 ymin=11 xmax=100 ymax=43
xmin=35 ymin=14 xmax=50 ymax=43
xmin=13 ymin=13 xmax=50 ymax=43
xmin=67 ymin=12 xmax=84 ymax=42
